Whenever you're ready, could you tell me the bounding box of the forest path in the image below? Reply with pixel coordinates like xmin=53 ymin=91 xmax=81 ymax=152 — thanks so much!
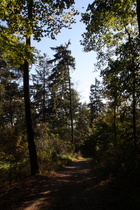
xmin=0 ymin=158 xmax=137 ymax=210
xmin=1 ymin=158 xmax=103 ymax=210
xmin=22 ymin=158 xmax=101 ymax=210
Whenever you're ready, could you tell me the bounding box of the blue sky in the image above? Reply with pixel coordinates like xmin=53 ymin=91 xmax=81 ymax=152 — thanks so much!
xmin=32 ymin=0 xmax=99 ymax=103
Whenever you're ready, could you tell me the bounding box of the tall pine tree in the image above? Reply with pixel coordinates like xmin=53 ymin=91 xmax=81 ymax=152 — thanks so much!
xmin=48 ymin=42 xmax=75 ymax=145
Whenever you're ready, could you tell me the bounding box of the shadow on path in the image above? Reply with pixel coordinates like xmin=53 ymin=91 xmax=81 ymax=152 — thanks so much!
xmin=1 ymin=158 xmax=139 ymax=210
xmin=0 ymin=159 xmax=103 ymax=210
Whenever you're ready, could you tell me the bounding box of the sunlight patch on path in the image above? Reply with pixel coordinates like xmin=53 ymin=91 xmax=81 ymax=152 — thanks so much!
xmin=23 ymin=191 xmax=51 ymax=210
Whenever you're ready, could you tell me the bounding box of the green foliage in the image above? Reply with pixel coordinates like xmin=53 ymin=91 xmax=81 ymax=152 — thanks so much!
xmin=1 ymin=0 xmax=78 ymax=176
xmin=81 ymin=0 xmax=137 ymax=51
xmin=47 ymin=42 xmax=76 ymax=140
xmin=0 ymin=30 xmax=30 ymax=66
xmin=0 ymin=60 xmax=27 ymax=163
xmin=31 ymin=54 xmax=52 ymax=123
xmin=86 ymin=110 xmax=140 ymax=177
xmin=84 ymin=37 xmax=140 ymax=175
xmin=0 ymin=125 xmax=28 ymax=162
xmin=0 ymin=159 xmax=30 ymax=185
xmin=1 ymin=0 xmax=77 ymax=39
xmin=80 ymin=0 xmax=140 ymax=182
xmin=88 ymin=79 xmax=104 ymax=124
xmin=0 ymin=0 xmax=77 ymax=64
xmin=34 ymin=122 xmax=73 ymax=172
xmin=0 ymin=0 xmax=92 ymax=181
xmin=74 ymin=103 xmax=91 ymax=150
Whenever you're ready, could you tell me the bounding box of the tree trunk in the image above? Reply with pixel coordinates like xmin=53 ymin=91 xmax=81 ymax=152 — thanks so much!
xmin=132 ymin=63 xmax=137 ymax=153
xmin=23 ymin=37 xmax=39 ymax=176
xmin=43 ymin=67 xmax=46 ymax=122
xmin=128 ymin=35 xmax=137 ymax=154
xmin=113 ymin=106 xmax=117 ymax=146
xmin=68 ymin=74 xmax=75 ymax=149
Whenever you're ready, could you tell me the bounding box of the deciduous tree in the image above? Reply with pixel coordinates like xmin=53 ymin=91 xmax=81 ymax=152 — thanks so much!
xmin=81 ymin=0 xmax=137 ymax=51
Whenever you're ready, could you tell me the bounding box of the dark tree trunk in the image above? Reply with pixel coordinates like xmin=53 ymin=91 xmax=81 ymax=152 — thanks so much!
xmin=22 ymin=0 xmax=39 ymax=176
xmin=132 ymin=63 xmax=137 ymax=152
xmin=23 ymin=51 xmax=39 ymax=175
xmin=136 ymin=0 xmax=140 ymax=37
xmin=23 ymin=31 xmax=39 ymax=175
xmin=43 ymin=68 xmax=46 ymax=122
xmin=113 ymin=106 xmax=117 ymax=145
xmin=128 ymin=35 xmax=137 ymax=154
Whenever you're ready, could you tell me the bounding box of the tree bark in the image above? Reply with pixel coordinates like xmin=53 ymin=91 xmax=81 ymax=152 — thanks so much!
xmin=132 ymin=62 xmax=137 ymax=153
xmin=68 ymin=74 xmax=75 ymax=149
xmin=22 ymin=0 xmax=39 ymax=176
xmin=43 ymin=67 xmax=46 ymax=122
xmin=23 ymin=49 xmax=39 ymax=175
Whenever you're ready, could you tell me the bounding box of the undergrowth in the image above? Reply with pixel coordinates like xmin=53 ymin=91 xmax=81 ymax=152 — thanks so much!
xmin=0 ymin=153 xmax=80 ymax=186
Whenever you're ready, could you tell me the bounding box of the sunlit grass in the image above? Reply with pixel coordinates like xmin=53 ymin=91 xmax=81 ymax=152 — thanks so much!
xmin=0 ymin=159 xmax=30 ymax=186
xmin=0 ymin=152 xmax=82 ymax=186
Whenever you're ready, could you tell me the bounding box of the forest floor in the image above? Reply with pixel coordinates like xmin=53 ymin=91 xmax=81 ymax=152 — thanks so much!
xmin=0 ymin=158 xmax=140 ymax=210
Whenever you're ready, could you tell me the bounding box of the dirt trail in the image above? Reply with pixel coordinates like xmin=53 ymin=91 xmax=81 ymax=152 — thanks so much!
xmin=0 ymin=158 xmax=103 ymax=210
xmin=1 ymin=158 xmax=138 ymax=210
xmin=22 ymin=158 xmax=100 ymax=210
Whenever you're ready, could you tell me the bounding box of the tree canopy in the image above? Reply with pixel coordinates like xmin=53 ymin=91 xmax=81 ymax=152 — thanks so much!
xmin=81 ymin=0 xmax=138 ymax=51
xmin=0 ymin=0 xmax=77 ymax=64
